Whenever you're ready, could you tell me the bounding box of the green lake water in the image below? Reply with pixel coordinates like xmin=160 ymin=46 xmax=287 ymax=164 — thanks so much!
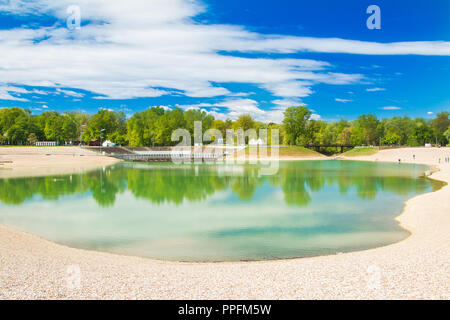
xmin=0 ymin=160 xmax=443 ymax=261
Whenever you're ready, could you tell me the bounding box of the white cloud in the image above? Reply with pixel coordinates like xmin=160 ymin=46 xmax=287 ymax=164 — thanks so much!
xmin=228 ymin=92 xmax=255 ymax=97
xmin=31 ymin=89 xmax=48 ymax=95
xmin=262 ymin=82 xmax=313 ymax=98
xmin=381 ymin=106 xmax=401 ymax=110
xmin=231 ymin=37 xmax=450 ymax=56
xmin=366 ymin=87 xmax=386 ymax=92
xmin=174 ymin=98 xmax=271 ymax=121
xmin=0 ymin=85 xmax=30 ymax=101
xmin=335 ymin=98 xmax=353 ymax=103
xmin=56 ymin=88 xmax=85 ymax=98
xmin=0 ymin=0 xmax=447 ymax=107
xmin=174 ymin=98 xmax=312 ymax=123
xmin=310 ymin=114 xmax=321 ymax=120
xmin=272 ymin=98 xmax=304 ymax=107
xmin=427 ymin=111 xmax=433 ymax=115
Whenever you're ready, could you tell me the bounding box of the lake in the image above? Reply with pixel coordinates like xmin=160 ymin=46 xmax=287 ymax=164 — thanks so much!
xmin=0 ymin=160 xmax=442 ymax=261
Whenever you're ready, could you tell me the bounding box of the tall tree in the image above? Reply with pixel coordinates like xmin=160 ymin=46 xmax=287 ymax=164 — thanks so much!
xmin=154 ymin=108 xmax=186 ymax=145
xmin=432 ymin=111 xmax=450 ymax=145
xmin=282 ymin=106 xmax=311 ymax=145
xmin=356 ymin=114 xmax=379 ymax=145
xmin=127 ymin=107 xmax=164 ymax=146
xmin=232 ymin=114 xmax=256 ymax=131
xmin=61 ymin=113 xmax=79 ymax=142
xmin=44 ymin=115 xmax=63 ymax=141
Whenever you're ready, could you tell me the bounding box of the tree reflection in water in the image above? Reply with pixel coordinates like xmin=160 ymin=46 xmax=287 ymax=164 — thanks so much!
xmin=0 ymin=161 xmax=441 ymax=208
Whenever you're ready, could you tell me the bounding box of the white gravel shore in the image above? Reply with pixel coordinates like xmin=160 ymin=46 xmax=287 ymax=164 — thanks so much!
xmin=0 ymin=147 xmax=449 ymax=299
xmin=0 ymin=146 xmax=120 ymax=179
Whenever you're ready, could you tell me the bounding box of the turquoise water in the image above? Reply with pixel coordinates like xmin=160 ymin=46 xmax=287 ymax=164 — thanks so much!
xmin=0 ymin=160 xmax=442 ymax=261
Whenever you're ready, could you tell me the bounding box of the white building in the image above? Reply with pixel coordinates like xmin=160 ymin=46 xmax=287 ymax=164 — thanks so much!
xmin=102 ymin=140 xmax=116 ymax=147
xmin=248 ymin=138 xmax=265 ymax=145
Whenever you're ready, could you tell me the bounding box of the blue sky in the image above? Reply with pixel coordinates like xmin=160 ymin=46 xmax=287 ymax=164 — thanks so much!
xmin=0 ymin=0 xmax=449 ymax=122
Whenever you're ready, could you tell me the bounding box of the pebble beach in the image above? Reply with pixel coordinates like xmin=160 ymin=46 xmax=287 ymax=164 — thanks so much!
xmin=0 ymin=147 xmax=449 ymax=299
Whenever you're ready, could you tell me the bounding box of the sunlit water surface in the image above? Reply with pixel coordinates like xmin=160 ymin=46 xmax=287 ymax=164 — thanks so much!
xmin=0 ymin=160 xmax=443 ymax=261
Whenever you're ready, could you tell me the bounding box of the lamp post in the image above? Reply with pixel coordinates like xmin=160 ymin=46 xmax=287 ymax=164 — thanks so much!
xmin=100 ymin=128 xmax=106 ymax=153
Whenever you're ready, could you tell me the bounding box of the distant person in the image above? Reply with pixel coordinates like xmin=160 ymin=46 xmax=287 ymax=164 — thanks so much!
xmin=398 ymin=158 xmax=401 ymax=164
xmin=413 ymin=154 xmax=415 ymax=160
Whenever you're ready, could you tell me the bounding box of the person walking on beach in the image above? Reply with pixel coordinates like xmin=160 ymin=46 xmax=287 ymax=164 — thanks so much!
xmin=398 ymin=158 xmax=401 ymax=164
xmin=413 ymin=154 xmax=415 ymax=161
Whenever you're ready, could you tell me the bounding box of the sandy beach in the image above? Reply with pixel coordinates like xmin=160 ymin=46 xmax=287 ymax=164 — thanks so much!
xmin=0 ymin=147 xmax=449 ymax=299
xmin=0 ymin=147 xmax=121 ymax=179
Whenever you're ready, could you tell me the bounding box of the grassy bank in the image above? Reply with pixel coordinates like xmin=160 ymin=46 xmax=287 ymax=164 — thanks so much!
xmin=241 ymin=146 xmax=323 ymax=158
xmin=342 ymin=147 xmax=379 ymax=157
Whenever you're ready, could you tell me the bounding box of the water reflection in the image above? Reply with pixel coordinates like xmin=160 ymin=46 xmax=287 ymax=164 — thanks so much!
xmin=0 ymin=160 xmax=440 ymax=208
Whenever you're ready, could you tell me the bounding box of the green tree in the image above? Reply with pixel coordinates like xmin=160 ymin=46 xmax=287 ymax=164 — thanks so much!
xmin=232 ymin=114 xmax=255 ymax=131
xmin=337 ymin=127 xmax=353 ymax=145
xmin=443 ymin=127 xmax=450 ymax=145
xmin=383 ymin=130 xmax=401 ymax=145
xmin=432 ymin=111 xmax=450 ymax=145
xmin=127 ymin=106 xmax=164 ymax=146
xmin=27 ymin=132 xmax=38 ymax=144
xmin=61 ymin=113 xmax=79 ymax=142
xmin=0 ymin=108 xmax=31 ymax=144
xmin=356 ymin=114 xmax=379 ymax=145
xmin=211 ymin=119 xmax=228 ymax=139
xmin=154 ymin=108 xmax=186 ymax=145
xmin=282 ymin=106 xmax=311 ymax=145
xmin=184 ymin=109 xmax=214 ymax=134
xmin=232 ymin=114 xmax=256 ymax=144
xmin=44 ymin=115 xmax=63 ymax=141
xmin=382 ymin=116 xmax=414 ymax=145
xmin=84 ymin=109 xmax=127 ymax=144
xmin=32 ymin=111 xmax=59 ymax=141
xmin=412 ymin=120 xmax=434 ymax=146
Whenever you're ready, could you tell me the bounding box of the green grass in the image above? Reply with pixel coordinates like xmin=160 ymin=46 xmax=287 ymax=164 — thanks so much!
xmin=242 ymin=146 xmax=322 ymax=157
xmin=342 ymin=147 xmax=379 ymax=157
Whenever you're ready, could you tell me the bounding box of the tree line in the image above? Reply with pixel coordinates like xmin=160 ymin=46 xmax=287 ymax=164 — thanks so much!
xmin=0 ymin=106 xmax=449 ymax=147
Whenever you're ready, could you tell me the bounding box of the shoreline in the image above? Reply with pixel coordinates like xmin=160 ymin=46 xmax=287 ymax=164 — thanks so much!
xmin=0 ymin=147 xmax=449 ymax=299
xmin=0 ymin=146 xmax=121 ymax=179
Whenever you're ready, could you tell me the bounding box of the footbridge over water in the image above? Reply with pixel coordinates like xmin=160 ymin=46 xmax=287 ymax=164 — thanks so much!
xmin=87 ymin=146 xmax=244 ymax=162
